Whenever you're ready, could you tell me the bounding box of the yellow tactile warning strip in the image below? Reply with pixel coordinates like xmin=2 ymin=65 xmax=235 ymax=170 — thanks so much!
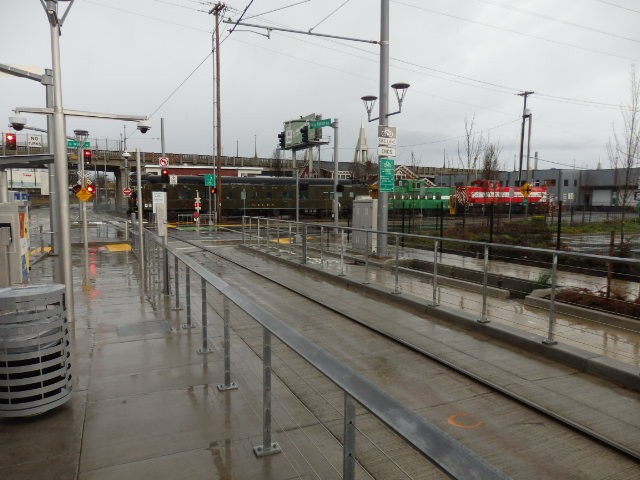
xmin=104 ymin=244 xmax=132 ymax=252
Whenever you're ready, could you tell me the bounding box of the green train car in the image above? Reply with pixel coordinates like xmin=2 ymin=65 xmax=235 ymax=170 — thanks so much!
xmin=388 ymin=179 xmax=454 ymax=212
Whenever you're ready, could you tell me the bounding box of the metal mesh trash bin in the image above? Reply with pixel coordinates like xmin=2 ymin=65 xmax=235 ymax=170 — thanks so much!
xmin=0 ymin=284 xmax=72 ymax=417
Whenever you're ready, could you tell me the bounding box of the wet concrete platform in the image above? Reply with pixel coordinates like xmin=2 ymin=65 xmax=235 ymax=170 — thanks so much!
xmin=0 ymin=245 xmax=364 ymax=480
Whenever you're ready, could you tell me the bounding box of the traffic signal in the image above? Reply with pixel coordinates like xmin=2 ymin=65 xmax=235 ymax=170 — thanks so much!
xmin=86 ymin=184 xmax=95 ymax=194
xmin=211 ymin=187 xmax=217 ymax=196
xmin=83 ymin=149 xmax=93 ymax=164
xmin=277 ymin=131 xmax=285 ymax=149
xmin=300 ymin=126 xmax=309 ymax=144
xmin=161 ymin=169 xmax=169 ymax=182
xmin=5 ymin=133 xmax=16 ymax=150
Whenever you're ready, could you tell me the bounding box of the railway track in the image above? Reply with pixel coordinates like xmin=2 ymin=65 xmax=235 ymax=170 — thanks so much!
xmin=167 ymin=233 xmax=640 ymax=479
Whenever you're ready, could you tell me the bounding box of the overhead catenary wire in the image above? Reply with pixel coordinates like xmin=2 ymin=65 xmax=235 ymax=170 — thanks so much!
xmin=308 ymin=0 xmax=352 ymax=32
xmin=594 ymin=0 xmax=640 ymax=15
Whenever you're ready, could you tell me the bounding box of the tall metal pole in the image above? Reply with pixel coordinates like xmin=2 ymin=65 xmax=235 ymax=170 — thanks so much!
xmin=293 ymin=149 xmax=299 ymax=223
xmin=333 ymin=118 xmax=339 ymax=230
xmin=517 ymin=91 xmax=534 ymax=187
xmin=378 ymin=0 xmax=390 ymax=256
xmin=48 ymin=0 xmax=74 ymax=322
xmin=211 ymin=2 xmax=224 ymax=223
xmin=76 ymin=136 xmax=90 ymax=286
xmin=136 ymin=148 xmax=145 ymax=284
xmin=161 ymin=118 xmax=169 ymax=295
xmin=45 ymin=68 xmax=61 ymax=281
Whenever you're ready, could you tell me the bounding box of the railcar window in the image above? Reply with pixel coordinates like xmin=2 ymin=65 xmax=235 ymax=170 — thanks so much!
xmin=265 ymin=191 xmax=273 ymax=200
xmin=252 ymin=191 xmax=260 ymax=199
xmin=300 ymin=191 xmax=309 ymax=200
xmin=426 ymin=192 xmax=433 ymax=200
xmin=177 ymin=189 xmax=192 ymax=200
xmin=435 ymin=192 xmax=441 ymax=200
xmin=282 ymin=191 xmax=293 ymax=200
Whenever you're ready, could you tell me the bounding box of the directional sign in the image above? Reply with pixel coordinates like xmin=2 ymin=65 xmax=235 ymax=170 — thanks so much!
xmin=67 ymin=140 xmax=90 ymax=148
xmin=159 ymin=157 xmax=169 ymax=167
xmin=378 ymin=146 xmax=396 ymax=157
xmin=123 ymin=187 xmax=132 ymax=196
xmin=379 ymin=158 xmax=395 ymax=193
xmin=520 ymin=182 xmax=533 ymax=198
xmin=309 ymin=118 xmax=332 ymax=128
xmin=204 ymin=174 xmax=216 ymax=187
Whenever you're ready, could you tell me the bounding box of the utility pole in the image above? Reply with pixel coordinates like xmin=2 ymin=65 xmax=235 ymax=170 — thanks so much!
xmin=210 ymin=2 xmax=225 ymax=224
xmin=378 ymin=0 xmax=390 ymax=257
xmin=517 ymin=91 xmax=534 ymax=187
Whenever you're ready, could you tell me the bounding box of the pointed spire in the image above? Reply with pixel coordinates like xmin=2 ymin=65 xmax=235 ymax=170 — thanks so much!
xmin=354 ymin=123 xmax=370 ymax=164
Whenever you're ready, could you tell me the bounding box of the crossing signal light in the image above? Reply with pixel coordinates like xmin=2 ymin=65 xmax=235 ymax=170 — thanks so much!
xmin=86 ymin=184 xmax=95 ymax=194
xmin=161 ymin=169 xmax=169 ymax=182
xmin=72 ymin=184 xmax=82 ymax=194
xmin=277 ymin=131 xmax=285 ymax=149
xmin=300 ymin=126 xmax=309 ymax=144
xmin=5 ymin=133 xmax=16 ymax=150
xmin=83 ymin=149 xmax=92 ymax=163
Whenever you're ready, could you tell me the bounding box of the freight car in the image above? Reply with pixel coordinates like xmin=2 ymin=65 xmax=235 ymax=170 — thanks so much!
xmin=131 ymin=175 xmax=370 ymax=220
xmin=388 ymin=179 xmax=454 ymax=213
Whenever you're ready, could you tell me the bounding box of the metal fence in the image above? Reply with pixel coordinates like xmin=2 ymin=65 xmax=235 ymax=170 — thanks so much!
xmin=242 ymin=217 xmax=640 ymax=370
xmin=130 ymin=222 xmax=508 ymax=479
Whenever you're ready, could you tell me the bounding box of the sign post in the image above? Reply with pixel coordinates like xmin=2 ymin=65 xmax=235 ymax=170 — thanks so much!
xmin=205 ymin=174 xmax=216 ymax=226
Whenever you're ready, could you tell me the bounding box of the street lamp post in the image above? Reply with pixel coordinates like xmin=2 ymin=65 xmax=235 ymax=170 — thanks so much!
xmin=74 ymin=129 xmax=90 ymax=287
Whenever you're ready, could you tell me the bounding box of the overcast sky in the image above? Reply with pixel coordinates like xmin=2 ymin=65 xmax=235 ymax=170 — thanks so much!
xmin=2 ymin=0 xmax=639 ymax=172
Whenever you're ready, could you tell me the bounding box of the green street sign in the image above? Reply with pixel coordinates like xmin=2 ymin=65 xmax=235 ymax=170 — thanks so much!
xmin=309 ymin=118 xmax=332 ymax=128
xmin=379 ymin=158 xmax=395 ymax=193
xmin=204 ymin=174 xmax=216 ymax=187
xmin=67 ymin=140 xmax=91 ymax=148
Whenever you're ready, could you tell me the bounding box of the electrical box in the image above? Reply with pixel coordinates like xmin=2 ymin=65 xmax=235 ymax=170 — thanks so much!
xmin=0 ymin=201 xmax=30 ymax=287
xmin=352 ymin=196 xmax=377 ymax=254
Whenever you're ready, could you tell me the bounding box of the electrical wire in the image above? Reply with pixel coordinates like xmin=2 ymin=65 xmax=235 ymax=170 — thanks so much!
xmin=227 ymin=0 xmax=256 ymax=36
xmin=398 ymin=119 xmax=520 ymax=148
xmin=594 ymin=0 xmax=640 ymax=15
xmin=308 ymin=0 xmax=352 ymax=33
xmin=391 ymin=0 xmax=640 ymax=63
xmin=471 ymin=0 xmax=640 ymax=44
xmin=244 ymin=0 xmax=312 ymax=21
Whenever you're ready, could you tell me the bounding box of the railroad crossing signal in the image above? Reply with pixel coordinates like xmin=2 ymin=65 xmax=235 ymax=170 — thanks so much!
xmin=520 ymin=182 xmax=532 ymax=198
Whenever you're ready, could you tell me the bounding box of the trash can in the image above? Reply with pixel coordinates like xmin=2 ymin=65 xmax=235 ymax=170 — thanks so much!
xmin=0 ymin=284 xmax=72 ymax=417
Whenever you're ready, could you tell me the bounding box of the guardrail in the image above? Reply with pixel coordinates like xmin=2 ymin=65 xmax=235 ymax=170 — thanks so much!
xmin=130 ymin=222 xmax=508 ymax=479
xmin=242 ymin=217 xmax=640 ymax=359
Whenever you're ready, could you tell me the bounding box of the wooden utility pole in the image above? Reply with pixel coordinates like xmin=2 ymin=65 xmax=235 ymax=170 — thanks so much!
xmin=210 ymin=2 xmax=224 ymax=223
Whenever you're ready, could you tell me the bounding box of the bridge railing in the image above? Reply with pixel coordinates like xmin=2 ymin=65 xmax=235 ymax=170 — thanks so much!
xmin=130 ymin=223 xmax=508 ymax=479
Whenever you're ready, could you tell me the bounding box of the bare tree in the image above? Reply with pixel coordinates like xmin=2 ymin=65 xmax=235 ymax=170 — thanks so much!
xmin=457 ymin=114 xmax=484 ymax=185
xmin=481 ymin=141 xmax=502 ymax=182
xmin=608 ymin=65 xmax=640 ymax=249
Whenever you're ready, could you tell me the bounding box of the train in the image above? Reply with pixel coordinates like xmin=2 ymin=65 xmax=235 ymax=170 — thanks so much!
xmin=388 ymin=179 xmax=548 ymax=214
xmin=130 ymin=174 xmax=371 ymax=220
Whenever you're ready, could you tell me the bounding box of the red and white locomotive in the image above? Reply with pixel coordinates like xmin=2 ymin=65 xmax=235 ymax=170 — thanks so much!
xmin=457 ymin=180 xmax=547 ymax=207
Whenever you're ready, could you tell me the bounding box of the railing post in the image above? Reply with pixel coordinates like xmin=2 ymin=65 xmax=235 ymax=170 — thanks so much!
xmin=217 ymin=296 xmax=238 ymax=391
xmin=241 ymin=216 xmax=245 ymax=244
xmin=257 ymin=218 xmax=261 ymax=249
xmin=543 ymin=253 xmax=559 ymax=345
xmin=393 ymin=234 xmax=400 ymax=294
xmin=276 ymin=223 xmax=281 ymax=256
xmin=266 ymin=218 xmax=270 ymax=251
xmin=197 ymin=277 xmax=214 ymax=354
xmin=478 ymin=244 xmax=490 ymax=323
xmin=253 ymin=328 xmax=281 ymax=457
xmin=39 ymin=225 xmax=44 ymax=254
xmin=432 ymin=240 xmax=439 ymax=306
xmin=320 ymin=225 xmax=324 ymax=268
xmin=363 ymin=230 xmax=370 ymax=284
xmin=288 ymin=223 xmax=293 ymax=256
xmin=181 ymin=266 xmax=194 ymax=329
xmin=302 ymin=224 xmax=308 ymax=264
xmin=173 ymin=255 xmax=181 ymax=311
xmin=339 ymin=230 xmax=346 ymax=277
xmin=343 ymin=393 xmax=356 ymax=480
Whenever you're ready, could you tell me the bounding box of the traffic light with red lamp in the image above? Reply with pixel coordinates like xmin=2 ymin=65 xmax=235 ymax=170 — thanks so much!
xmin=210 ymin=187 xmax=217 ymax=196
xmin=161 ymin=169 xmax=169 ymax=182
xmin=83 ymin=149 xmax=93 ymax=166
xmin=5 ymin=133 xmax=16 ymax=150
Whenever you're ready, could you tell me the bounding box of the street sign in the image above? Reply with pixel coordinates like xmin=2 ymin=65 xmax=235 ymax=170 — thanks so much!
xmin=152 ymin=191 xmax=166 ymax=214
xmin=520 ymin=182 xmax=532 ymax=198
xmin=378 ymin=136 xmax=396 ymax=146
xmin=379 ymin=158 xmax=395 ymax=193
xmin=159 ymin=157 xmax=169 ymax=167
xmin=378 ymin=146 xmax=396 ymax=157
xmin=378 ymin=126 xmax=397 ymax=139
xmin=169 ymin=174 xmax=178 ymax=185
xmin=309 ymin=118 xmax=332 ymax=128
xmin=66 ymin=140 xmax=90 ymax=148
xmin=123 ymin=187 xmax=132 ymax=196
xmin=241 ymin=189 xmax=246 ymax=200
xmin=204 ymin=174 xmax=216 ymax=186
xmin=76 ymin=188 xmax=92 ymax=202
xmin=27 ymin=134 xmax=42 ymax=147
